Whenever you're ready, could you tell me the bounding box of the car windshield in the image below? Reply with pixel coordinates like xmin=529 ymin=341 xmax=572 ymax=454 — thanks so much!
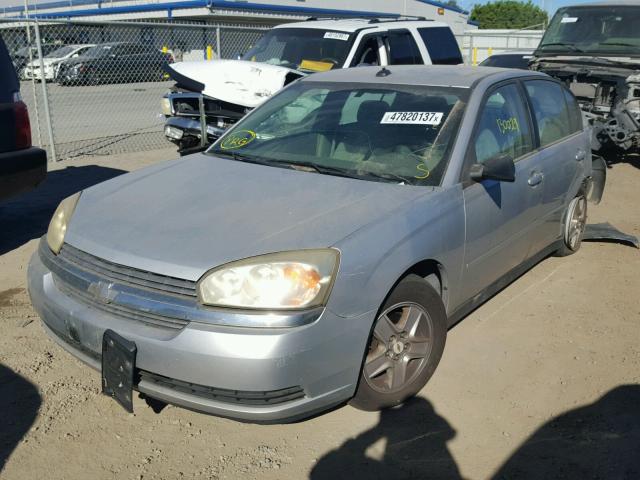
xmin=242 ymin=28 xmax=354 ymax=72
xmin=537 ymin=6 xmax=640 ymax=56
xmin=45 ymin=45 xmax=76 ymax=58
xmin=207 ymin=81 xmax=469 ymax=186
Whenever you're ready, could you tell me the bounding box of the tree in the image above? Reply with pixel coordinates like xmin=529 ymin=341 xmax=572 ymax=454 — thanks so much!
xmin=470 ymin=1 xmax=548 ymax=29
xmin=445 ymin=0 xmax=461 ymax=9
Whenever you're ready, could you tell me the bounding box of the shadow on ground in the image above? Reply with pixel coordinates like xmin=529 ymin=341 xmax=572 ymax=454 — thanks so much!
xmin=0 ymin=165 xmax=126 ymax=255
xmin=311 ymin=385 xmax=640 ymax=480
xmin=310 ymin=397 xmax=465 ymax=480
xmin=0 ymin=364 xmax=41 ymax=472
xmin=492 ymin=384 xmax=640 ymax=479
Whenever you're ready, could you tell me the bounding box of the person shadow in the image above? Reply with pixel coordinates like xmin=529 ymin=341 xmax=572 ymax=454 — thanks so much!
xmin=493 ymin=384 xmax=640 ymax=479
xmin=0 ymin=364 xmax=41 ymax=473
xmin=310 ymin=396 xmax=464 ymax=480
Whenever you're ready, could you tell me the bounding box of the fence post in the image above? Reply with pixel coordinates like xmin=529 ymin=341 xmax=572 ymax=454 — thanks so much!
xmin=468 ymin=34 xmax=474 ymax=66
xmin=33 ymin=19 xmax=57 ymax=162
xmin=216 ymin=26 xmax=221 ymax=59
xmin=22 ymin=20 xmax=43 ymax=146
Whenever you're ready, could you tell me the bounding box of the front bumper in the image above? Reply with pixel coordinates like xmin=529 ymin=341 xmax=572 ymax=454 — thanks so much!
xmin=27 ymin=241 xmax=374 ymax=422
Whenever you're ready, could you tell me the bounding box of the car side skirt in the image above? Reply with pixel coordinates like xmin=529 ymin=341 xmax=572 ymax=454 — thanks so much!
xmin=447 ymin=240 xmax=562 ymax=328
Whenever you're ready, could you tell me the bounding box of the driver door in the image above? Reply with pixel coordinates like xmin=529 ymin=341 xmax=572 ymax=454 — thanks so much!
xmin=461 ymin=82 xmax=542 ymax=300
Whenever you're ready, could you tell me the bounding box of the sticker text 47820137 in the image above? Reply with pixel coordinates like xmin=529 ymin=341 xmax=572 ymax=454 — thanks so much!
xmin=380 ymin=112 xmax=443 ymax=125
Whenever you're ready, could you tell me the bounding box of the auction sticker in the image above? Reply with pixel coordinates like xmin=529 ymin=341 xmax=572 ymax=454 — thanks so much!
xmin=380 ymin=112 xmax=443 ymax=125
xmin=220 ymin=130 xmax=256 ymax=150
xmin=324 ymin=31 xmax=350 ymax=41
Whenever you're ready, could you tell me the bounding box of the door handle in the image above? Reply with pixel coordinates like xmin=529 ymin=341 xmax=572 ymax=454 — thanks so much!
xmin=575 ymin=149 xmax=586 ymax=161
xmin=528 ymin=172 xmax=544 ymax=186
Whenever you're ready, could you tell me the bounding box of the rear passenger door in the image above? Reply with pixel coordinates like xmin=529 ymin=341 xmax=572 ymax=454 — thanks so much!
xmin=522 ymin=79 xmax=588 ymax=255
xmin=461 ymin=82 xmax=541 ymax=299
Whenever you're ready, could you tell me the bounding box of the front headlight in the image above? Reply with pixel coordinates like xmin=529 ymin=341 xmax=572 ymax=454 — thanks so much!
xmin=161 ymin=97 xmax=173 ymax=116
xmin=46 ymin=192 xmax=81 ymax=254
xmin=198 ymin=249 xmax=339 ymax=310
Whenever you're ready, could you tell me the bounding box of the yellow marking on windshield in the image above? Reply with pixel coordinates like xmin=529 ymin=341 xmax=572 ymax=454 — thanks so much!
xmin=299 ymin=60 xmax=334 ymax=72
xmin=415 ymin=163 xmax=431 ymax=180
xmin=220 ymin=130 xmax=257 ymax=150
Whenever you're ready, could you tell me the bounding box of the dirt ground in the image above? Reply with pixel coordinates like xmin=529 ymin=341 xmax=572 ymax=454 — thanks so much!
xmin=0 ymin=149 xmax=638 ymax=480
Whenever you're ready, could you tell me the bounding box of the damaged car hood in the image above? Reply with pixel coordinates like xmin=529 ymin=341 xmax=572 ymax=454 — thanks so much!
xmin=64 ymin=154 xmax=429 ymax=281
xmin=167 ymin=60 xmax=305 ymax=108
xmin=531 ymin=55 xmax=640 ymax=73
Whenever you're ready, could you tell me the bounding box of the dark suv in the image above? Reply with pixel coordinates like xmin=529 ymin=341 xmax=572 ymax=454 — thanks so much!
xmin=1 ymin=35 xmax=47 ymax=201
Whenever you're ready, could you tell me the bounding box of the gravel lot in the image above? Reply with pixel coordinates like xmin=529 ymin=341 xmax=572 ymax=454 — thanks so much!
xmin=0 ymin=150 xmax=638 ymax=480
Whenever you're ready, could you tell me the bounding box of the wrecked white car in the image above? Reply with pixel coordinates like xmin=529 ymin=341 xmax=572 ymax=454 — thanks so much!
xmin=531 ymin=3 xmax=640 ymax=155
xmin=161 ymin=17 xmax=463 ymax=154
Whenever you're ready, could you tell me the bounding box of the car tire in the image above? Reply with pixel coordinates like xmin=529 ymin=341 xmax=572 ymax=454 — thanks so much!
xmin=555 ymin=194 xmax=587 ymax=257
xmin=350 ymin=274 xmax=447 ymax=411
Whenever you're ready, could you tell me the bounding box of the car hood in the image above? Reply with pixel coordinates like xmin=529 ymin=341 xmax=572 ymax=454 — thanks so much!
xmin=65 ymin=154 xmax=429 ymax=281
xmin=166 ymin=60 xmax=305 ymax=108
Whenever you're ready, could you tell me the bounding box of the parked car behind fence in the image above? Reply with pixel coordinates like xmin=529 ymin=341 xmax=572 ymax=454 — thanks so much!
xmin=57 ymin=42 xmax=173 ymax=86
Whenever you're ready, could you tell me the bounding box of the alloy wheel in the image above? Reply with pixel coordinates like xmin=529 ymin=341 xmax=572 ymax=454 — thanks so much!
xmin=364 ymin=302 xmax=434 ymax=394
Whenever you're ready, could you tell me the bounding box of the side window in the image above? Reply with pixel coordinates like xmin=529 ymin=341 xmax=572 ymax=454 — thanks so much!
xmin=351 ymin=35 xmax=381 ymax=67
xmin=386 ymin=31 xmax=423 ymax=65
xmin=562 ymin=87 xmax=584 ymax=133
xmin=524 ymin=80 xmax=573 ymax=147
xmin=418 ymin=27 xmax=463 ymax=65
xmin=473 ymin=84 xmax=533 ymax=165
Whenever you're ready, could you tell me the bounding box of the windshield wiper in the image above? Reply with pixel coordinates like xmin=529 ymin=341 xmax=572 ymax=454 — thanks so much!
xmin=267 ymin=159 xmax=412 ymax=184
xmin=600 ymin=41 xmax=636 ymax=48
xmin=212 ymin=153 xmax=412 ymax=184
xmin=539 ymin=42 xmax=584 ymax=52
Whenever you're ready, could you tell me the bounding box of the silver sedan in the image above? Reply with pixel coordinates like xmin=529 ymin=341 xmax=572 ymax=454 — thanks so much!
xmin=28 ymin=65 xmax=605 ymax=422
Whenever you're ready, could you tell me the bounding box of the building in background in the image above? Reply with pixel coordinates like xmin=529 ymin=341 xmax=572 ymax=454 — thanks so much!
xmin=0 ymin=0 xmax=477 ymax=35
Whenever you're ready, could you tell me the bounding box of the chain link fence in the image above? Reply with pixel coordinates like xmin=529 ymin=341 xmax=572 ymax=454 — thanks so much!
xmin=1 ymin=18 xmax=545 ymax=162
xmin=0 ymin=18 xmax=266 ymax=161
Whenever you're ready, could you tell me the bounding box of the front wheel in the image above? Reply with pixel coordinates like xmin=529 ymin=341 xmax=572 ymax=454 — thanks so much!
xmin=555 ymin=194 xmax=587 ymax=257
xmin=350 ymin=275 xmax=447 ymax=411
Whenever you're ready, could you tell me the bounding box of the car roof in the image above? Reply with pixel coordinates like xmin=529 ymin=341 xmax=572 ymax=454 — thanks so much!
xmin=302 ymin=65 xmax=547 ymax=88
xmin=275 ymin=19 xmax=450 ymax=33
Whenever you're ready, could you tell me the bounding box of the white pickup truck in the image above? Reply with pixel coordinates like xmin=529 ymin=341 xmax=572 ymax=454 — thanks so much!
xmin=161 ymin=17 xmax=464 ymax=154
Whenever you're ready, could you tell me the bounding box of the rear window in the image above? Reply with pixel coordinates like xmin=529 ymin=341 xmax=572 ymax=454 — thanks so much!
xmin=418 ymin=27 xmax=463 ymax=65
xmin=0 ymin=35 xmax=19 ymax=102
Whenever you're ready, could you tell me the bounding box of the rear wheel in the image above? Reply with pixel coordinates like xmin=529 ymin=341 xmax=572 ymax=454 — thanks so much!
xmin=350 ymin=275 xmax=447 ymax=411
xmin=555 ymin=194 xmax=587 ymax=257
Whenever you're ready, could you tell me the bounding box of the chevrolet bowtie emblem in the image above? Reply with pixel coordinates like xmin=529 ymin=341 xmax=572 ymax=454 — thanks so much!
xmin=87 ymin=281 xmax=117 ymax=304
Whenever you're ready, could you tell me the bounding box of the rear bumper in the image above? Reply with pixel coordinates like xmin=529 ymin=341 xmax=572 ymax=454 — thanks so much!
xmin=27 ymin=242 xmax=374 ymax=422
xmin=0 ymin=146 xmax=47 ymax=201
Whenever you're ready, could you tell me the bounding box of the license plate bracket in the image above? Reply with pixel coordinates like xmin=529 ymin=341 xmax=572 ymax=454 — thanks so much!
xmin=101 ymin=329 xmax=137 ymax=413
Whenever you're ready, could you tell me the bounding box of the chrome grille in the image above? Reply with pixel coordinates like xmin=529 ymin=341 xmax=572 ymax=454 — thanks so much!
xmin=55 ymin=278 xmax=189 ymax=330
xmin=40 ymin=239 xmax=193 ymax=330
xmin=59 ymin=243 xmax=197 ymax=298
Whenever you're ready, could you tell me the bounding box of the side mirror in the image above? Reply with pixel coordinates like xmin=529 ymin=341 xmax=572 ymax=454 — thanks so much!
xmin=470 ymin=154 xmax=515 ymax=182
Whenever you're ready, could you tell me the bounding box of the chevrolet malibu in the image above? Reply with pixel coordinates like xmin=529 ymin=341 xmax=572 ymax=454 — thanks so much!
xmin=28 ymin=66 xmax=605 ymax=422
